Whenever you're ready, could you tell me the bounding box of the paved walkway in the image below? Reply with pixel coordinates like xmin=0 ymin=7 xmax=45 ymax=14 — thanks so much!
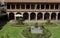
xmin=24 ymin=20 xmax=60 ymax=23
xmin=9 ymin=20 xmax=60 ymax=23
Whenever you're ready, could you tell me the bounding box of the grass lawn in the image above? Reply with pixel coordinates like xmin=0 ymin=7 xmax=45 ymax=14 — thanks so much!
xmin=0 ymin=22 xmax=60 ymax=38
xmin=47 ymin=22 xmax=60 ymax=38
xmin=0 ymin=22 xmax=27 ymax=38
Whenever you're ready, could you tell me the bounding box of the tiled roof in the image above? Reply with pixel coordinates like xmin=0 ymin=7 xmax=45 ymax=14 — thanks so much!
xmin=4 ymin=0 xmax=60 ymax=3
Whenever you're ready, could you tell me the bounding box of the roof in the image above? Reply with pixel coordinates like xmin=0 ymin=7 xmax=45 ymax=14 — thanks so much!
xmin=4 ymin=0 xmax=60 ymax=3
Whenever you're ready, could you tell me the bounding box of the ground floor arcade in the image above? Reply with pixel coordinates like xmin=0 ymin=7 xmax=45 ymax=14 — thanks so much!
xmin=7 ymin=11 xmax=60 ymax=22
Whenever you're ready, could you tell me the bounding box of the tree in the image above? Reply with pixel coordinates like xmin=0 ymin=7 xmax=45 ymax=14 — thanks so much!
xmin=17 ymin=17 xmax=24 ymax=25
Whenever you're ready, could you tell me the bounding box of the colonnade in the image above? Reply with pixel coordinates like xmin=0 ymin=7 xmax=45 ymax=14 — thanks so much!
xmin=7 ymin=11 xmax=60 ymax=22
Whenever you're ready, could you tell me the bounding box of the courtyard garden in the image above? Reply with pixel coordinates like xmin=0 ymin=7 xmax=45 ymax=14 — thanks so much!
xmin=0 ymin=21 xmax=60 ymax=38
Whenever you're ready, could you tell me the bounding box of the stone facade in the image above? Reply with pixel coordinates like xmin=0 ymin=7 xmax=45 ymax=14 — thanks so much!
xmin=4 ymin=0 xmax=60 ymax=22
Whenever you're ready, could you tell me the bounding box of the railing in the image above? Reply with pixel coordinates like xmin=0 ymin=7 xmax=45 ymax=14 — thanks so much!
xmin=6 ymin=9 xmax=60 ymax=12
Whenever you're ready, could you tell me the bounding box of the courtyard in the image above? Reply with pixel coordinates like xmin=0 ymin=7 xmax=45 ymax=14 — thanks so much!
xmin=0 ymin=0 xmax=60 ymax=38
xmin=0 ymin=21 xmax=60 ymax=38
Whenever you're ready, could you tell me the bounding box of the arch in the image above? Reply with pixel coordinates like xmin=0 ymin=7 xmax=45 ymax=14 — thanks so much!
xmin=37 ymin=12 xmax=43 ymax=20
xmin=58 ymin=13 xmax=60 ymax=20
xmin=16 ymin=12 xmax=21 ymax=15
xmin=44 ymin=13 xmax=50 ymax=20
xmin=9 ymin=12 xmax=14 ymax=20
xmin=51 ymin=13 xmax=56 ymax=20
xmin=30 ymin=12 xmax=36 ymax=20
xmin=23 ymin=12 xmax=29 ymax=20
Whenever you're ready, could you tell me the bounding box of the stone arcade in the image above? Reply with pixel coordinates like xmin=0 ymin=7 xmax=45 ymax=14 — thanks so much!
xmin=4 ymin=0 xmax=60 ymax=22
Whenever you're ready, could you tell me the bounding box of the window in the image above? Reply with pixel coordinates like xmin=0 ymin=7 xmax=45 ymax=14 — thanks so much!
xmin=31 ymin=4 xmax=35 ymax=9
xmin=55 ymin=4 xmax=59 ymax=9
xmin=37 ymin=4 xmax=40 ymax=9
xmin=26 ymin=4 xmax=30 ymax=9
xmin=11 ymin=4 xmax=15 ymax=9
xmin=41 ymin=4 xmax=44 ymax=9
xmin=7 ymin=4 xmax=10 ymax=9
xmin=46 ymin=4 xmax=49 ymax=9
xmin=21 ymin=4 xmax=25 ymax=9
xmin=16 ymin=4 xmax=20 ymax=9
xmin=50 ymin=4 xmax=54 ymax=9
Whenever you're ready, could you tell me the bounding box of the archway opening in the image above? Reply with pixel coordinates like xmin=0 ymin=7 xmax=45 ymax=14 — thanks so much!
xmin=58 ymin=13 xmax=60 ymax=20
xmin=16 ymin=12 xmax=21 ymax=15
xmin=30 ymin=12 xmax=36 ymax=20
xmin=9 ymin=12 xmax=14 ymax=20
xmin=37 ymin=13 xmax=43 ymax=20
xmin=44 ymin=13 xmax=50 ymax=20
xmin=51 ymin=13 xmax=56 ymax=20
xmin=23 ymin=12 xmax=29 ymax=20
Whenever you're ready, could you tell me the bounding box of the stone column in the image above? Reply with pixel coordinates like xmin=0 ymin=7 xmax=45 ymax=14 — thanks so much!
xmin=59 ymin=5 xmax=60 ymax=9
xmin=15 ymin=4 xmax=16 ymax=9
xmin=28 ymin=12 xmax=31 ymax=22
xmin=21 ymin=12 xmax=24 ymax=17
xmin=42 ymin=12 xmax=45 ymax=20
xmin=10 ymin=4 xmax=11 ymax=9
xmin=35 ymin=12 xmax=38 ymax=22
xmin=25 ymin=4 xmax=26 ymax=9
xmin=30 ymin=4 xmax=31 ymax=9
xmin=7 ymin=12 xmax=9 ymax=16
xmin=49 ymin=4 xmax=50 ymax=9
xmin=56 ymin=12 xmax=58 ymax=21
xmin=49 ymin=12 xmax=52 ymax=20
xmin=13 ymin=12 xmax=17 ymax=23
xmin=14 ymin=12 xmax=16 ymax=21
xmin=40 ymin=4 xmax=41 ymax=9
xmin=44 ymin=5 xmax=46 ymax=9
xmin=35 ymin=4 xmax=37 ymax=9
xmin=54 ymin=4 xmax=55 ymax=9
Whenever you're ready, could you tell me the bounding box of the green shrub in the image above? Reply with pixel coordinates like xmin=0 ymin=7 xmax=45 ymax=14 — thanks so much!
xmin=35 ymin=22 xmax=38 ymax=28
xmin=17 ymin=17 xmax=24 ymax=25
xmin=22 ymin=26 xmax=52 ymax=38
xmin=46 ymin=19 xmax=51 ymax=25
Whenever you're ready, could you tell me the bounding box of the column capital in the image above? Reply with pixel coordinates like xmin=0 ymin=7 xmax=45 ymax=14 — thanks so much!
xmin=34 ymin=12 xmax=38 ymax=14
xmin=42 ymin=12 xmax=45 ymax=13
xmin=7 ymin=12 xmax=10 ymax=14
xmin=7 ymin=12 xmax=10 ymax=13
xmin=14 ymin=12 xmax=17 ymax=15
xmin=20 ymin=12 xmax=24 ymax=15
xmin=28 ymin=12 xmax=31 ymax=14
xmin=56 ymin=12 xmax=59 ymax=14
